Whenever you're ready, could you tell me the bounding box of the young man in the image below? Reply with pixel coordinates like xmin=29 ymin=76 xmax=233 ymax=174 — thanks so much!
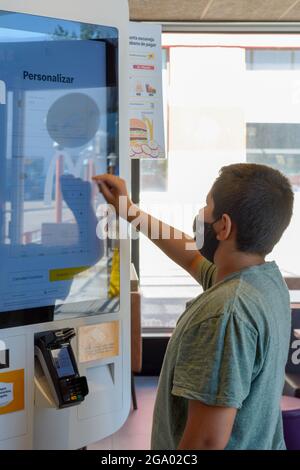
xmin=93 ymin=163 xmax=294 ymax=450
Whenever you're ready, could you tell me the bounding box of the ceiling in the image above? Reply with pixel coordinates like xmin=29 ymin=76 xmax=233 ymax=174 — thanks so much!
xmin=129 ymin=0 xmax=300 ymax=21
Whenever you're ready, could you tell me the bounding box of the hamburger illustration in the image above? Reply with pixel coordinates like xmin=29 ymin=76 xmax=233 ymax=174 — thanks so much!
xmin=130 ymin=118 xmax=148 ymax=145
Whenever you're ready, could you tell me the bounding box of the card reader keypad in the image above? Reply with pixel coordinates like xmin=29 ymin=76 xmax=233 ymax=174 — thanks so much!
xmin=60 ymin=377 xmax=86 ymax=404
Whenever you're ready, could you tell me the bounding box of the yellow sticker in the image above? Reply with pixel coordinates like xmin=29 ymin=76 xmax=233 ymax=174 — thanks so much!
xmin=49 ymin=266 xmax=89 ymax=282
xmin=78 ymin=321 xmax=120 ymax=363
xmin=0 ymin=369 xmax=24 ymax=415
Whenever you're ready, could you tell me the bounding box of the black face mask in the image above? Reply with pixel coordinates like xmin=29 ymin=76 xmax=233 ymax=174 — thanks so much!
xmin=193 ymin=217 xmax=220 ymax=264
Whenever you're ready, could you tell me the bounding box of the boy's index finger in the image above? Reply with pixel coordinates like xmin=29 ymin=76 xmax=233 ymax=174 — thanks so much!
xmin=93 ymin=173 xmax=114 ymax=182
xmin=92 ymin=174 xmax=120 ymax=187
xmin=92 ymin=173 xmax=106 ymax=181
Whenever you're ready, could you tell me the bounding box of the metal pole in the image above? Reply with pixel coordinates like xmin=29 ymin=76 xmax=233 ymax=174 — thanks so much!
xmin=131 ymin=158 xmax=140 ymax=278
xmin=55 ymin=154 xmax=64 ymax=223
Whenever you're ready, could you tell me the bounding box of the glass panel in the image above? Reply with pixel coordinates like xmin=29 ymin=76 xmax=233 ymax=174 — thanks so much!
xmin=0 ymin=11 xmax=119 ymax=326
xmin=246 ymin=49 xmax=294 ymax=70
xmin=140 ymin=33 xmax=300 ymax=331
xmin=140 ymin=159 xmax=168 ymax=192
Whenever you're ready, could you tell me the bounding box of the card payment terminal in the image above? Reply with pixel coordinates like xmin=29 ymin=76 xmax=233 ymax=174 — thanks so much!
xmin=35 ymin=328 xmax=88 ymax=408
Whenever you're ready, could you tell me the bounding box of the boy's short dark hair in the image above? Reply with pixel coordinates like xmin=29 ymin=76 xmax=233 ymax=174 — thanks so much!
xmin=211 ymin=163 xmax=294 ymax=255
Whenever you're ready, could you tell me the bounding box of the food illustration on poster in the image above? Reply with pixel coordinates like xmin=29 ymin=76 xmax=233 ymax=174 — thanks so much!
xmin=129 ymin=117 xmax=164 ymax=158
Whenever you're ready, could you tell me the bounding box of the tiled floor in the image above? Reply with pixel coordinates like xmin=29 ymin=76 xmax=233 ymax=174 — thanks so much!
xmin=88 ymin=376 xmax=159 ymax=450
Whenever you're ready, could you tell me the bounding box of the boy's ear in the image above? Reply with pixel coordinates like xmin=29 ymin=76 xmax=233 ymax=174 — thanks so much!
xmin=216 ymin=214 xmax=232 ymax=241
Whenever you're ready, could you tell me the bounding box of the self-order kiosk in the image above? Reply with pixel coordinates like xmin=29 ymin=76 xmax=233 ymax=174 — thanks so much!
xmin=0 ymin=0 xmax=131 ymax=449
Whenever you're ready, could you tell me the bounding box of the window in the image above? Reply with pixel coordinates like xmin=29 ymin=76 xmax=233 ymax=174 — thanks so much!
xmin=246 ymin=49 xmax=300 ymax=70
xmin=140 ymin=32 xmax=300 ymax=332
xmin=247 ymin=123 xmax=300 ymax=192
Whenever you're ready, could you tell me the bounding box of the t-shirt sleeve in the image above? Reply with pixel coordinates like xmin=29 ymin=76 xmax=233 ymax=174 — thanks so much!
xmin=194 ymin=257 xmax=217 ymax=290
xmin=172 ymin=313 xmax=258 ymax=409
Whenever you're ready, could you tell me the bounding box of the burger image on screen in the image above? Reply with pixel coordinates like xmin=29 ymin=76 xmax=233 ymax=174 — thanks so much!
xmin=130 ymin=118 xmax=148 ymax=145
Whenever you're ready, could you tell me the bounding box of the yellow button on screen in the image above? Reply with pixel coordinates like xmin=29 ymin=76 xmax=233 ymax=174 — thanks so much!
xmin=49 ymin=266 xmax=89 ymax=282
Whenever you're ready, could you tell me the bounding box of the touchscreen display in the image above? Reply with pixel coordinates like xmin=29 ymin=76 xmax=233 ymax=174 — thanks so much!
xmin=0 ymin=11 xmax=120 ymax=326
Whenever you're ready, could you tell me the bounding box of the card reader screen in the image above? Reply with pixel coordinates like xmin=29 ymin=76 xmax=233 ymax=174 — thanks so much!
xmin=51 ymin=347 xmax=75 ymax=378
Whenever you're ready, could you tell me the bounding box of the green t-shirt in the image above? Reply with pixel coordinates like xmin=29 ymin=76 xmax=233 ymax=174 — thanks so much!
xmin=151 ymin=259 xmax=291 ymax=450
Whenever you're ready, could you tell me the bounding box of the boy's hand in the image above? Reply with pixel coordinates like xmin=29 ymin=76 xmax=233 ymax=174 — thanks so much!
xmin=92 ymin=173 xmax=133 ymax=219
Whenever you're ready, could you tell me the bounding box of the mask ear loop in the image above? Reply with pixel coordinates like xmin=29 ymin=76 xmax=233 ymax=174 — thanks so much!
xmin=211 ymin=216 xmax=221 ymax=227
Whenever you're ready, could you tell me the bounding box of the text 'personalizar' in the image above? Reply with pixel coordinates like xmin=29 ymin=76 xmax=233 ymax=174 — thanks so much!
xmin=23 ymin=71 xmax=74 ymax=83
